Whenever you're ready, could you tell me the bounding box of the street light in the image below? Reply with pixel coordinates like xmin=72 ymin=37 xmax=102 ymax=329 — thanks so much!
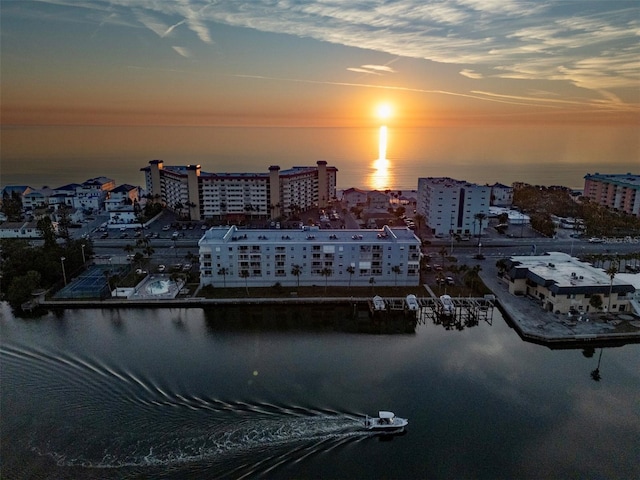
xmin=81 ymin=243 xmax=86 ymax=264
xmin=60 ymin=256 xmax=67 ymax=286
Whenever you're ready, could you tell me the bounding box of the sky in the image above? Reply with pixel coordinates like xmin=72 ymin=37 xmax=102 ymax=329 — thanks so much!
xmin=2 ymin=0 xmax=639 ymax=128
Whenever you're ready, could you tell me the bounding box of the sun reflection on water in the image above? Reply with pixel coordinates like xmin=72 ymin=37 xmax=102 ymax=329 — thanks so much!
xmin=369 ymin=125 xmax=391 ymax=190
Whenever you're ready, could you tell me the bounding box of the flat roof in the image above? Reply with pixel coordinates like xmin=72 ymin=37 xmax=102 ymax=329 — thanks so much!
xmin=510 ymin=252 xmax=632 ymax=289
xmin=200 ymin=225 xmax=420 ymax=245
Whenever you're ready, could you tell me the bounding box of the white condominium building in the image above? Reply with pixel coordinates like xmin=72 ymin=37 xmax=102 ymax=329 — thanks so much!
xmin=417 ymin=177 xmax=490 ymax=237
xmin=198 ymin=225 xmax=422 ymax=288
xmin=141 ymin=160 xmax=337 ymax=221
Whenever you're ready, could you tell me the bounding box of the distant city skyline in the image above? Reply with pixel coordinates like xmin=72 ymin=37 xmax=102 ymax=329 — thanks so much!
xmin=2 ymin=1 xmax=638 ymax=128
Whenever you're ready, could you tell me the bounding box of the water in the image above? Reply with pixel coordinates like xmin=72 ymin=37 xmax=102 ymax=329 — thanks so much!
xmin=1 ymin=302 xmax=639 ymax=479
xmin=2 ymin=125 xmax=638 ymax=191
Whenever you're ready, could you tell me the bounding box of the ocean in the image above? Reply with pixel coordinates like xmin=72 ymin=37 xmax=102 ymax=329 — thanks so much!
xmin=1 ymin=125 xmax=638 ymax=191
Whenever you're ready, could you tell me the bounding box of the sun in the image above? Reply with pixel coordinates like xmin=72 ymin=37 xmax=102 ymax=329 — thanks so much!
xmin=375 ymin=103 xmax=393 ymax=121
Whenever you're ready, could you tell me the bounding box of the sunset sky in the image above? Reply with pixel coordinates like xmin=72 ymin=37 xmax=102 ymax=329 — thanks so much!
xmin=2 ymin=0 xmax=639 ymax=128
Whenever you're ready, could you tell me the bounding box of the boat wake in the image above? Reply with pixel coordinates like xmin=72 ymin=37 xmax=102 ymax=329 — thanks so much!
xmin=1 ymin=342 xmax=381 ymax=474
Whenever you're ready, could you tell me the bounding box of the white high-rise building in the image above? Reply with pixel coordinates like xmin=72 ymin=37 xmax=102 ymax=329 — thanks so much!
xmin=417 ymin=177 xmax=490 ymax=237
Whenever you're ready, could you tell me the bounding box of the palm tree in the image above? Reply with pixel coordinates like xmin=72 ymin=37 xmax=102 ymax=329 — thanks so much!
xmin=320 ymin=267 xmax=332 ymax=293
xmin=413 ymin=213 xmax=425 ymax=232
xmin=391 ymin=265 xmax=401 ymax=287
xmin=590 ymin=348 xmax=603 ymax=382
xmin=217 ymin=267 xmax=228 ymax=287
xmin=143 ymin=245 xmax=154 ymax=258
xmin=606 ymin=262 xmax=618 ymax=313
xmin=474 ymin=212 xmax=487 ymax=246
xmin=439 ymin=246 xmax=448 ymax=268
xmin=369 ymin=276 xmax=376 ymax=293
xmin=465 ymin=265 xmax=482 ymax=293
xmin=346 ymin=265 xmax=355 ymax=288
xmin=239 ymin=269 xmax=250 ymax=296
xmin=291 ymin=264 xmax=302 ymax=289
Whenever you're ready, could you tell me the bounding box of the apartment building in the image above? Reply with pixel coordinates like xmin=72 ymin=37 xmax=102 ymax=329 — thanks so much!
xmin=198 ymin=224 xmax=421 ymax=288
xmin=583 ymin=173 xmax=640 ymax=217
xmin=503 ymin=252 xmax=635 ymax=314
xmin=141 ymin=160 xmax=337 ymax=221
xmin=416 ymin=177 xmax=490 ymax=237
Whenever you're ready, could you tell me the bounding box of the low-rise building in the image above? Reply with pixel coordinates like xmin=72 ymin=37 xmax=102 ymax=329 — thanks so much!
xmin=198 ymin=224 xmax=421 ymax=288
xmin=503 ymin=252 xmax=635 ymax=314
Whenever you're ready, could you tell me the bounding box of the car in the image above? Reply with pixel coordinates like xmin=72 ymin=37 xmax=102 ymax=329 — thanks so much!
xmin=433 ymin=264 xmax=443 ymax=271
xmin=162 ymin=225 xmax=171 ymax=231
xmin=182 ymin=263 xmax=192 ymax=271
xmin=201 ymin=224 xmax=208 ymax=230
xmin=588 ymin=237 xmax=604 ymax=243
xmin=100 ymin=232 xmax=109 ymax=239
xmin=445 ymin=276 xmax=455 ymax=285
xmin=120 ymin=232 xmax=128 ymax=238
xmin=157 ymin=264 xmax=166 ymax=272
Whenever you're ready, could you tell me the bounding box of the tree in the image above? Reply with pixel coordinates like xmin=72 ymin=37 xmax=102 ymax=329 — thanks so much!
xmin=369 ymin=276 xmax=376 ymax=293
xmin=240 ymin=269 xmax=250 ymax=295
xmin=589 ymin=294 xmax=603 ymax=311
xmin=291 ymin=264 xmax=302 ymax=289
xmin=439 ymin=246 xmax=448 ymax=267
xmin=464 ymin=265 xmax=482 ymax=293
xmin=346 ymin=265 xmax=355 ymax=289
xmin=37 ymin=216 xmax=57 ymax=249
xmin=474 ymin=213 xmax=487 ymax=246
xmin=391 ymin=265 xmax=401 ymax=287
xmin=218 ymin=267 xmax=228 ymax=287
xmin=1 ymin=191 xmax=23 ymax=221
xmin=320 ymin=267 xmax=332 ymax=293
xmin=56 ymin=204 xmax=72 ymax=242
xmin=413 ymin=213 xmax=425 ymax=232
xmin=6 ymin=270 xmax=41 ymax=310
xmin=606 ymin=263 xmax=618 ymax=312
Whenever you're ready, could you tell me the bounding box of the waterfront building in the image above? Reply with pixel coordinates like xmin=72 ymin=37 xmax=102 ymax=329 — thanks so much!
xmin=502 ymin=252 xmax=635 ymax=314
xmin=416 ymin=177 xmax=490 ymax=237
xmin=583 ymin=173 xmax=640 ymax=218
xmin=104 ymin=184 xmax=140 ymax=211
xmin=74 ymin=177 xmax=115 ymax=212
xmin=368 ymin=190 xmax=390 ymax=210
xmin=198 ymin=224 xmax=421 ymax=288
xmin=490 ymin=183 xmax=513 ymax=207
xmin=341 ymin=187 xmax=368 ymax=207
xmin=141 ymin=160 xmax=337 ymax=221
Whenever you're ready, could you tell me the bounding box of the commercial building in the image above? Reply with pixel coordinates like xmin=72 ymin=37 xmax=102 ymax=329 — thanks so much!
xmin=141 ymin=160 xmax=337 ymax=221
xmin=198 ymin=224 xmax=421 ymax=288
xmin=583 ymin=173 xmax=640 ymax=217
xmin=416 ymin=177 xmax=490 ymax=237
xmin=502 ymin=252 xmax=635 ymax=314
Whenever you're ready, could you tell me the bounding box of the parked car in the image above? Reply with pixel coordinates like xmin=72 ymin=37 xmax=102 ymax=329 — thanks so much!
xmin=588 ymin=237 xmax=604 ymax=243
xmin=157 ymin=264 xmax=166 ymax=272
xmin=445 ymin=276 xmax=455 ymax=285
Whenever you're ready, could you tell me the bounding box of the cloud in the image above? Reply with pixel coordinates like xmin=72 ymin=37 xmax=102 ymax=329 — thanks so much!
xmin=347 ymin=64 xmax=396 ymax=75
xmin=172 ymin=46 xmax=192 ymax=58
xmin=459 ymin=69 xmax=483 ymax=79
xmin=25 ymin=1 xmax=640 ymax=96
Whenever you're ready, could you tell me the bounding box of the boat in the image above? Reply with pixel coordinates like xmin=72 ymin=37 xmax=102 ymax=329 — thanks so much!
xmin=405 ymin=294 xmax=419 ymax=311
xmin=439 ymin=294 xmax=455 ymax=315
xmin=372 ymin=295 xmax=386 ymax=311
xmin=365 ymin=411 xmax=408 ymax=431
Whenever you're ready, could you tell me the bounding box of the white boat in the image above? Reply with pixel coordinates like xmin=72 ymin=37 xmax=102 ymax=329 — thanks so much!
xmin=365 ymin=411 xmax=408 ymax=431
xmin=405 ymin=294 xmax=419 ymax=311
xmin=439 ymin=294 xmax=455 ymax=315
xmin=372 ymin=295 xmax=386 ymax=311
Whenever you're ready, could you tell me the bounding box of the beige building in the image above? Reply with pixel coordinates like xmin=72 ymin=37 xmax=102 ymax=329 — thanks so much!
xmin=503 ymin=252 xmax=635 ymax=314
xmin=141 ymin=160 xmax=337 ymax=221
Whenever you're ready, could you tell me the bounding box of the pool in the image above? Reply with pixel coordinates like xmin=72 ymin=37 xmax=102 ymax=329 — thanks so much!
xmin=146 ymin=279 xmax=171 ymax=295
